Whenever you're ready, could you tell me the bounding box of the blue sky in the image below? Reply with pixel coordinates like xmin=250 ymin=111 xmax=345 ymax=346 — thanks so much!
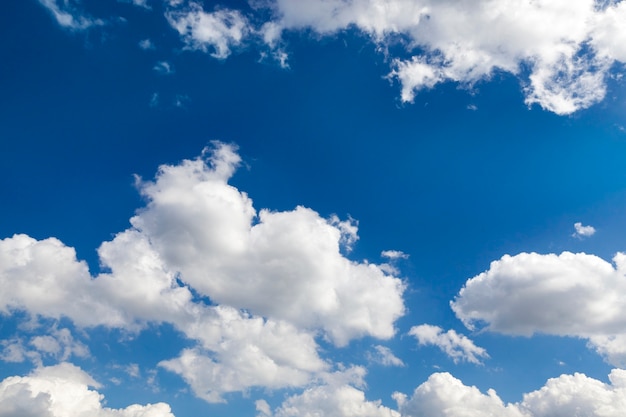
xmin=3 ymin=1 xmax=626 ymax=416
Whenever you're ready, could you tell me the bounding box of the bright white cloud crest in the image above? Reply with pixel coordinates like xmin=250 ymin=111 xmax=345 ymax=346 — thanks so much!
xmin=0 ymin=363 xmax=173 ymax=417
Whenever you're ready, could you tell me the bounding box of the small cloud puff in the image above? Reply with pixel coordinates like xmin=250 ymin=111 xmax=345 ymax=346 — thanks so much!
xmin=409 ymin=324 xmax=489 ymax=365
xmin=573 ymin=222 xmax=596 ymax=238
xmin=153 ymin=61 xmax=174 ymax=75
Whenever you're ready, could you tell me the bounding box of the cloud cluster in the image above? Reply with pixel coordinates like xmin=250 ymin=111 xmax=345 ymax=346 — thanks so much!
xmin=452 ymin=251 xmax=626 ymax=366
xmin=394 ymin=368 xmax=626 ymax=417
xmin=0 ymin=363 xmax=173 ymax=417
xmin=408 ymin=324 xmax=489 ymax=364
xmin=0 ymin=143 xmax=405 ymax=403
xmin=160 ymin=0 xmax=626 ymax=114
xmin=37 ymin=0 xmax=626 ymax=113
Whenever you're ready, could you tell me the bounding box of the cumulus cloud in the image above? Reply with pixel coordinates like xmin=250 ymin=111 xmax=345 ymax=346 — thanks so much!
xmin=0 ymin=363 xmax=174 ymax=417
xmin=452 ymin=251 xmax=626 ymax=366
xmin=394 ymin=372 xmax=526 ymax=417
xmin=269 ymin=367 xmax=400 ymax=417
xmin=408 ymin=324 xmax=489 ymax=365
xmin=38 ymin=0 xmax=104 ymax=31
xmin=0 ymin=142 xmax=405 ymax=401
xmin=520 ymin=368 xmax=626 ymax=417
xmin=166 ymin=3 xmax=250 ymax=58
xmin=573 ymin=221 xmax=596 ymax=238
xmin=131 ymin=143 xmax=405 ymax=346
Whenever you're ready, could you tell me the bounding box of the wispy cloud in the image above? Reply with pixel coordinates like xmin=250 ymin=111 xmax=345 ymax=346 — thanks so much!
xmin=38 ymin=0 xmax=104 ymax=31
xmin=409 ymin=324 xmax=489 ymax=364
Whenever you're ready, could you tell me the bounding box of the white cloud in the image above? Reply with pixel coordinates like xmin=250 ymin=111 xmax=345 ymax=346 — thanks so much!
xmin=520 ymin=368 xmax=626 ymax=417
xmin=0 ymin=363 xmax=174 ymax=417
xmin=132 ymin=143 xmax=406 ymax=346
xmin=38 ymin=0 xmax=104 ymax=31
xmin=0 ymin=143 xmax=404 ymax=401
xmin=408 ymin=324 xmax=489 ymax=365
xmin=177 ymin=0 xmax=625 ymax=114
xmin=261 ymin=367 xmax=626 ymax=417
xmin=273 ymin=384 xmax=401 ymax=417
xmin=166 ymin=3 xmax=250 ymax=59
xmin=381 ymin=250 xmax=409 ymax=260
xmin=368 ymin=345 xmax=404 ymax=367
xmin=160 ymin=305 xmax=327 ymax=403
xmin=270 ymin=367 xmax=400 ymax=417
xmin=394 ymin=372 xmax=527 ymax=417
xmin=452 ymin=251 xmax=626 ymax=366
xmin=573 ymin=221 xmax=596 ymax=238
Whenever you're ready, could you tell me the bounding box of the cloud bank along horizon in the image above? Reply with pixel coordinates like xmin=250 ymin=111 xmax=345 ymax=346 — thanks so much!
xmin=2 ymin=142 xmax=626 ymax=416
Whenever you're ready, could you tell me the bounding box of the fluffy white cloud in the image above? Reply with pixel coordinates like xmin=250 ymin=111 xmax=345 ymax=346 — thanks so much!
xmin=166 ymin=3 xmax=250 ymax=58
xmin=131 ymin=143 xmax=406 ymax=346
xmin=408 ymin=324 xmax=489 ymax=365
xmin=267 ymin=0 xmax=626 ymax=114
xmin=160 ymin=305 xmax=327 ymax=403
xmin=268 ymin=367 xmax=400 ymax=417
xmin=0 ymin=143 xmax=404 ymax=400
xmin=38 ymin=0 xmax=104 ymax=31
xmin=452 ymin=251 xmax=626 ymax=366
xmin=392 ymin=368 xmax=626 ymax=417
xmin=272 ymin=384 xmax=400 ymax=417
xmin=520 ymin=369 xmax=626 ymax=417
xmin=0 ymin=363 xmax=174 ymax=417
xmin=573 ymin=222 xmax=596 ymax=238
xmin=394 ymin=372 xmax=527 ymax=417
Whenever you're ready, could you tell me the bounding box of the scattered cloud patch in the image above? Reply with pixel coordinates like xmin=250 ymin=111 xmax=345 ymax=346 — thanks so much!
xmin=139 ymin=39 xmax=155 ymax=50
xmin=573 ymin=221 xmax=596 ymax=238
xmin=166 ymin=3 xmax=250 ymax=59
xmin=368 ymin=345 xmax=404 ymax=367
xmin=408 ymin=324 xmax=489 ymax=365
xmin=452 ymin=251 xmax=626 ymax=366
xmin=38 ymin=0 xmax=104 ymax=31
